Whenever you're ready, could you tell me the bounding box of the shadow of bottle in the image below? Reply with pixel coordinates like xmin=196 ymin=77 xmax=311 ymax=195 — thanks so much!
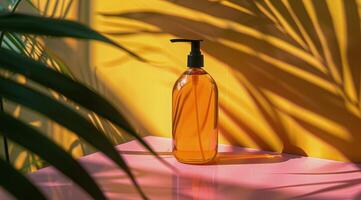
xmin=212 ymin=152 xmax=289 ymax=165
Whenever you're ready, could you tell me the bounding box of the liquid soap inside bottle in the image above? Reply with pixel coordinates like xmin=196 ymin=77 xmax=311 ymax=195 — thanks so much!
xmin=172 ymin=68 xmax=218 ymax=164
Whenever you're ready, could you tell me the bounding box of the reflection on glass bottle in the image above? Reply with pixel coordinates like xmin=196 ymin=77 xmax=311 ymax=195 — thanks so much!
xmin=172 ymin=166 xmax=217 ymax=200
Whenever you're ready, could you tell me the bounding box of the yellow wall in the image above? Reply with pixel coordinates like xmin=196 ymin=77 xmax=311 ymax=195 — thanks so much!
xmin=90 ymin=0 xmax=361 ymax=162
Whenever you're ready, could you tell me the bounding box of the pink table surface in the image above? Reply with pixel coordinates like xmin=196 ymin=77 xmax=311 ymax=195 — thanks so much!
xmin=1 ymin=136 xmax=361 ymax=200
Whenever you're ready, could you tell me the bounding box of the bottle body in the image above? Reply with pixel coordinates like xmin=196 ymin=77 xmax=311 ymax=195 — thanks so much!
xmin=172 ymin=68 xmax=218 ymax=164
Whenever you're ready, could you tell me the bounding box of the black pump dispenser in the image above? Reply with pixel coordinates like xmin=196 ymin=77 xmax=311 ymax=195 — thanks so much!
xmin=170 ymin=39 xmax=204 ymax=68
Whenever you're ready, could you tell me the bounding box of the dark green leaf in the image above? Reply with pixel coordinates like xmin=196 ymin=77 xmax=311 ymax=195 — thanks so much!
xmin=0 ymin=158 xmax=46 ymax=200
xmin=0 ymin=75 xmax=147 ymax=200
xmin=0 ymin=13 xmax=144 ymax=61
xmin=3 ymin=32 xmax=25 ymax=53
xmin=0 ymin=47 xmax=174 ymax=173
xmin=0 ymin=112 xmax=106 ymax=200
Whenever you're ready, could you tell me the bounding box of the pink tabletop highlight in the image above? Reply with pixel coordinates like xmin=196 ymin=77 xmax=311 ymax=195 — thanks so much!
xmin=1 ymin=136 xmax=361 ymax=200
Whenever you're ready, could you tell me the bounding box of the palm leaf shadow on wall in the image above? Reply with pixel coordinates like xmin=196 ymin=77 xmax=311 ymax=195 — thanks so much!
xmin=99 ymin=0 xmax=361 ymax=162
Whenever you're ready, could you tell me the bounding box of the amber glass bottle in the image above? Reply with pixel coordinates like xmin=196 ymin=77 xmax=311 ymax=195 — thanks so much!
xmin=171 ymin=39 xmax=218 ymax=164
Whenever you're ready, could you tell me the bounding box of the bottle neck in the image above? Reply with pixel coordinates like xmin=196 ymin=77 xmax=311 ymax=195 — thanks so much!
xmin=187 ymin=54 xmax=204 ymax=67
xmin=184 ymin=67 xmax=207 ymax=75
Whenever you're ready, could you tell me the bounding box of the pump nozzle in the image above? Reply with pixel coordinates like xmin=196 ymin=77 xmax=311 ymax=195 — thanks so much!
xmin=170 ymin=39 xmax=204 ymax=67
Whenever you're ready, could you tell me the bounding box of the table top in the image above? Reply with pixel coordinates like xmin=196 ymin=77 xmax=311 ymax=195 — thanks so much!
xmin=2 ymin=136 xmax=361 ymax=200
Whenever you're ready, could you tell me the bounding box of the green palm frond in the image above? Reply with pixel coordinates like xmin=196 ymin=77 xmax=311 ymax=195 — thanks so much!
xmin=0 ymin=158 xmax=46 ymax=200
xmin=0 ymin=5 xmax=161 ymax=200
xmin=0 ymin=111 xmax=106 ymax=200
xmin=0 ymin=13 xmax=145 ymax=61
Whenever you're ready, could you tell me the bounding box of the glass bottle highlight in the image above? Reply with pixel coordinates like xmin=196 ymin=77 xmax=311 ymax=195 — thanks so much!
xmin=171 ymin=39 xmax=218 ymax=164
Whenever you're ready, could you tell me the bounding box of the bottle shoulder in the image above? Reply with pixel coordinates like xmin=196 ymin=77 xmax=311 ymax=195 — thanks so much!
xmin=173 ymin=68 xmax=217 ymax=92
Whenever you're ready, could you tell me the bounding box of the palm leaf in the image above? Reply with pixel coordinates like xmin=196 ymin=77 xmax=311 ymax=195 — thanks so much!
xmin=0 ymin=13 xmax=144 ymax=61
xmin=0 ymin=111 xmax=106 ymax=200
xmin=0 ymin=11 xmax=157 ymax=199
xmin=0 ymin=68 xmax=147 ymax=199
xmin=2 ymin=32 xmax=25 ymax=54
xmin=0 ymin=47 xmax=173 ymax=171
xmin=0 ymin=158 xmax=46 ymax=200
